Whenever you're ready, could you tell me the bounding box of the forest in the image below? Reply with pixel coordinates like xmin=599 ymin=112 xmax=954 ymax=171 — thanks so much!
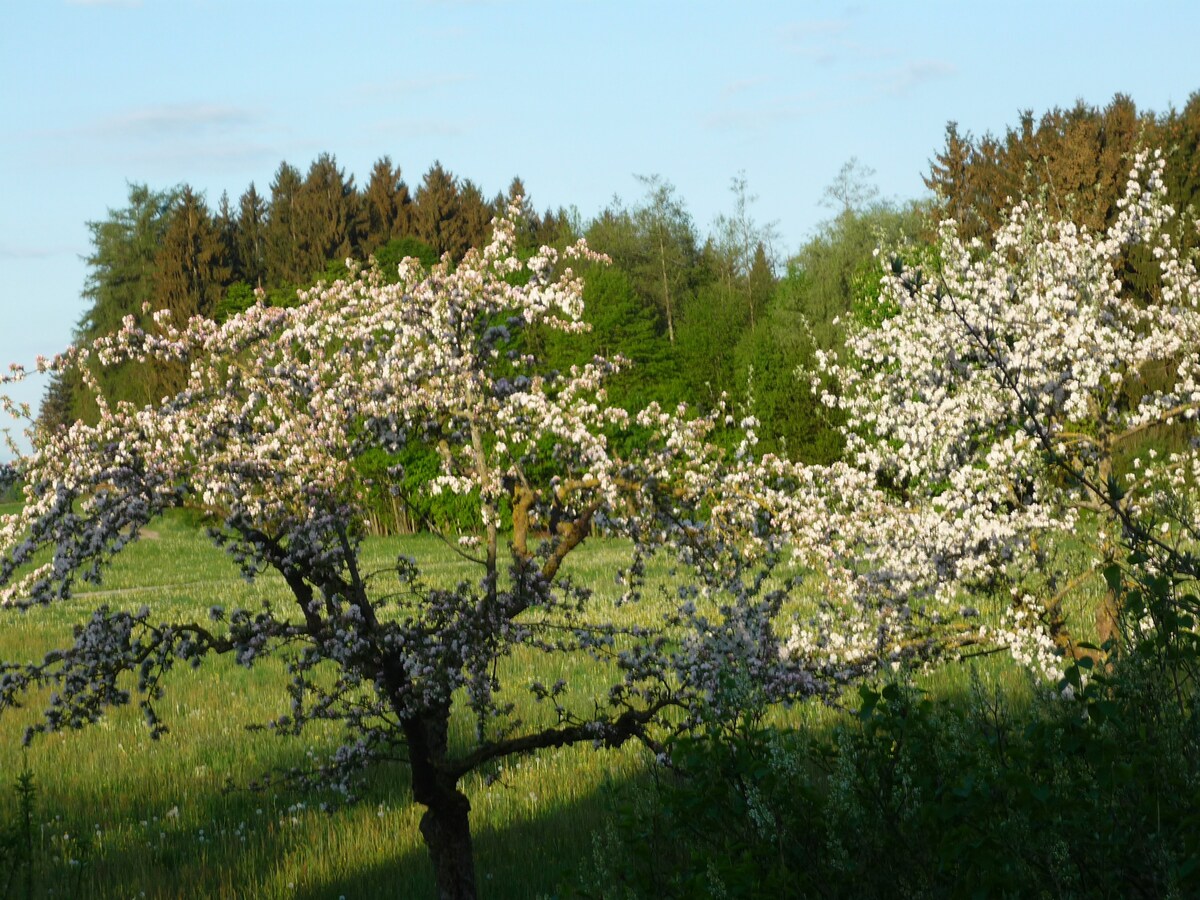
xmin=1 ymin=92 xmax=1200 ymax=898
xmin=43 ymin=93 xmax=1200 ymax=477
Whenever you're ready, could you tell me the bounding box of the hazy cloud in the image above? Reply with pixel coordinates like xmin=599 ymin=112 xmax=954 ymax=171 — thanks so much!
xmin=779 ymin=18 xmax=854 ymax=65
xmin=88 ymin=103 xmax=260 ymax=139
xmin=703 ymin=93 xmax=821 ymax=133
xmin=778 ymin=13 xmax=897 ymax=68
xmin=118 ymin=141 xmax=282 ymax=170
xmin=45 ymin=103 xmax=284 ymax=172
xmin=0 ymin=242 xmax=77 ymax=261
xmin=356 ymin=73 xmax=474 ymax=100
xmin=370 ymin=117 xmax=473 ymax=139
xmin=780 ymin=18 xmax=852 ymax=40
xmin=875 ymin=60 xmax=958 ymax=96
xmin=66 ymin=0 xmax=142 ymax=7
xmin=721 ymin=77 xmax=771 ymax=98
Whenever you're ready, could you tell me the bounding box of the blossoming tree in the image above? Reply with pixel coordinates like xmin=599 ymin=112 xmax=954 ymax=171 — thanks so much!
xmin=0 ymin=208 xmax=825 ymax=899
xmin=784 ymin=149 xmax=1200 ymax=671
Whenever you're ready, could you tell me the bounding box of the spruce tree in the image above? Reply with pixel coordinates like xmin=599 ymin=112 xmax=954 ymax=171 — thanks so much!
xmin=362 ymin=156 xmax=411 ymax=251
xmin=413 ymin=162 xmax=465 ymax=258
xmin=236 ymin=183 xmax=268 ymax=289
xmin=293 ymin=153 xmax=359 ymax=277
xmin=215 ymin=191 xmax=238 ymax=278
xmin=150 ymin=187 xmax=232 ymax=399
xmin=458 ymin=179 xmax=493 ymax=252
xmin=154 ymin=186 xmax=230 ymax=324
xmin=69 ymin=182 xmax=179 ymax=418
xmin=265 ymin=161 xmax=304 ymax=285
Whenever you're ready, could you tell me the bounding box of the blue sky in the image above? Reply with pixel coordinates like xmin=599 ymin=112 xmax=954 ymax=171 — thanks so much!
xmin=1 ymin=0 xmax=1197 ymax=459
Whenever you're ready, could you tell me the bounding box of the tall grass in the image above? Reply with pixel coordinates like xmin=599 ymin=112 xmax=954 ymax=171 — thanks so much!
xmin=0 ymin=510 xmax=1078 ymax=897
xmin=0 ymin=514 xmax=698 ymax=897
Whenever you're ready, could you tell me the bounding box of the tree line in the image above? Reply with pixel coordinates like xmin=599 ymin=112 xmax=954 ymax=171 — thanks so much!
xmin=44 ymin=92 xmax=1200 ymax=482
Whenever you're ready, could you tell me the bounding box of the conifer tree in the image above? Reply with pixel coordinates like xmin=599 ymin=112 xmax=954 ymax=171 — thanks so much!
xmin=214 ymin=191 xmax=238 ymax=277
xmin=236 ymin=183 xmax=268 ymax=289
xmin=293 ymin=153 xmax=359 ymax=277
xmin=925 ymin=122 xmax=980 ymax=235
xmin=151 ymin=187 xmax=232 ymax=398
xmin=747 ymin=242 xmax=775 ymax=319
xmin=265 ymin=161 xmax=304 ymax=285
xmin=413 ymin=162 xmax=465 ymax=258
xmin=361 ymin=156 xmax=411 ymax=251
xmin=67 ymin=182 xmax=179 ymax=418
xmin=78 ymin=183 xmax=179 ymax=340
xmin=458 ymin=179 xmax=493 ymax=252
xmin=154 ymin=186 xmax=230 ymax=324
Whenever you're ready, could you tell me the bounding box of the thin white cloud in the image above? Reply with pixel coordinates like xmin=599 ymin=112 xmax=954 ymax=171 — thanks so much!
xmin=371 ymin=117 xmax=473 ymax=139
xmin=722 ymin=77 xmax=771 ymax=98
xmin=779 ymin=18 xmax=852 ymax=41
xmin=66 ymin=0 xmax=142 ymax=7
xmin=356 ymin=73 xmax=474 ymax=99
xmin=778 ymin=14 xmax=894 ymax=67
xmin=88 ymin=103 xmax=259 ymax=139
xmin=31 ymin=103 xmax=284 ymax=172
xmin=0 ymin=243 xmax=77 ymax=261
xmin=876 ymin=60 xmax=958 ymax=96
xmin=117 ymin=141 xmax=281 ymax=170
xmin=779 ymin=18 xmax=852 ymax=65
xmin=703 ymin=93 xmax=821 ymax=133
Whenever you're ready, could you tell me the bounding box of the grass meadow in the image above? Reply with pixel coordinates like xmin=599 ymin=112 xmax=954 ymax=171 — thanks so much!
xmin=0 ymin=504 xmax=1100 ymax=898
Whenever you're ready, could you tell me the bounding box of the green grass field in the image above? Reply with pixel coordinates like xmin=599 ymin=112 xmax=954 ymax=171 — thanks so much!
xmin=0 ymin=509 xmax=1091 ymax=898
xmin=0 ymin=513 xmax=667 ymax=898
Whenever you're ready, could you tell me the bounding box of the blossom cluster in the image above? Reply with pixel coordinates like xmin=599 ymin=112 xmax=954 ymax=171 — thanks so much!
xmin=762 ymin=150 xmax=1200 ymax=672
xmin=0 ymin=201 xmax=832 ymax=834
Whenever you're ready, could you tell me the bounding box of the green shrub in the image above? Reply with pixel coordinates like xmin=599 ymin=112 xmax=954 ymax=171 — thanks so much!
xmin=589 ymin=646 xmax=1200 ymax=899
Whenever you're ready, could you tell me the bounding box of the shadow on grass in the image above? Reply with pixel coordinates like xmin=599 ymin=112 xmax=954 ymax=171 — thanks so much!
xmin=2 ymin=735 xmax=650 ymax=900
xmin=294 ymin=770 xmax=642 ymax=900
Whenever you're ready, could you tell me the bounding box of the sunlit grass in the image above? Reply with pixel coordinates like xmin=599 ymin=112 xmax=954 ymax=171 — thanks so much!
xmin=0 ymin=511 xmax=1090 ymax=897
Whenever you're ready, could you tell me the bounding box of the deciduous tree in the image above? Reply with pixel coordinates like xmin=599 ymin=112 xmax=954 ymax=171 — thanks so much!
xmin=1 ymin=208 xmax=828 ymax=899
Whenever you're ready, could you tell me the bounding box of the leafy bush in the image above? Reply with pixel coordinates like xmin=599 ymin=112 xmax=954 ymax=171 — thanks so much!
xmin=590 ymin=646 xmax=1200 ymax=899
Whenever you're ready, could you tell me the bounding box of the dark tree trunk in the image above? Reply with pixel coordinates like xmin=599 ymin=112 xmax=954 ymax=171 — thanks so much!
xmin=418 ymin=786 xmax=476 ymax=900
xmin=405 ymin=710 xmax=477 ymax=900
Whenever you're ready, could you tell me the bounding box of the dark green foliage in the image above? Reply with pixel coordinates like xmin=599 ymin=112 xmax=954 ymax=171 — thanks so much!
xmin=77 ymin=182 xmax=179 ymax=341
xmin=234 ymin=183 xmax=268 ymax=288
xmin=214 ymin=191 xmax=238 ymax=280
xmin=37 ymin=370 xmax=76 ymax=433
xmin=293 ymin=153 xmax=360 ymax=278
xmin=64 ymin=182 xmax=180 ymax=420
xmin=150 ymin=187 xmax=233 ymax=398
xmin=413 ymin=161 xmax=467 ymax=259
xmin=154 ymin=186 xmax=231 ymax=324
xmin=361 ymin=156 xmax=412 ymax=252
xmin=264 ymin=161 xmax=304 ymax=285
xmin=588 ymin=541 xmax=1200 ymax=900
xmin=458 ymin=179 xmax=494 ymax=254
xmin=723 ymin=198 xmax=926 ymax=461
xmin=544 ymin=264 xmax=680 ymax=415
xmin=0 ymin=756 xmax=37 ymax=900
xmin=732 ymin=284 xmax=843 ymax=463
xmin=214 ymin=281 xmax=257 ymax=322
xmin=675 ymin=281 xmax=748 ymax=407
xmin=592 ymin=654 xmax=1200 ymax=899
xmin=371 ymin=236 xmax=438 ymax=280
xmin=0 ymin=468 xmax=19 ymax=504
xmin=355 ymin=445 xmax=488 ymax=535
